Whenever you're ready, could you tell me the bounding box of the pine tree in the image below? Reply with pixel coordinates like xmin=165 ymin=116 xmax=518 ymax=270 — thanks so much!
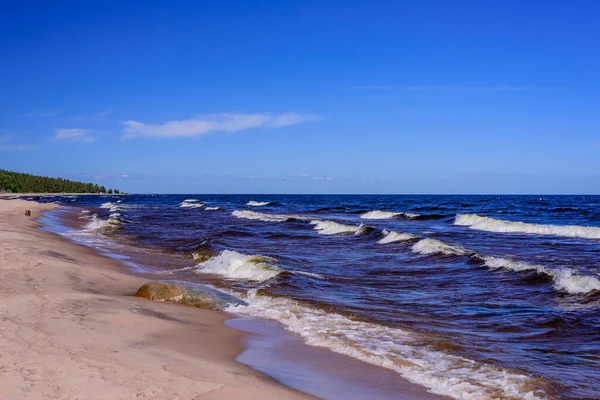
xmin=0 ymin=169 xmax=120 ymax=194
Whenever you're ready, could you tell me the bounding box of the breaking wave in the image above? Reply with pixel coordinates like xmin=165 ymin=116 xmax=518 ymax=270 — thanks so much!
xmin=227 ymin=291 xmax=549 ymax=400
xmin=100 ymin=202 xmax=123 ymax=212
xmin=180 ymin=199 xmax=204 ymax=209
xmin=378 ymin=229 xmax=419 ymax=244
xmin=232 ymin=210 xmax=302 ymax=223
xmin=84 ymin=214 xmax=121 ymax=231
xmin=360 ymin=210 xmax=420 ymax=220
xmin=482 ymin=257 xmax=600 ymax=295
xmin=205 ymin=206 xmax=221 ymax=210
xmin=247 ymin=201 xmax=271 ymax=207
xmin=409 ymin=238 xmax=600 ymax=295
xmin=310 ymin=220 xmax=370 ymax=236
xmin=195 ymin=250 xmax=282 ymax=282
xmin=412 ymin=238 xmax=473 ymax=256
xmin=455 ymin=214 xmax=600 ymax=240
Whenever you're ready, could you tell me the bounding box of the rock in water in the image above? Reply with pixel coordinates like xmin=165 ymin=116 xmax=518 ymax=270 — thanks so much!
xmin=134 ymin=280 xmax=247 ymax=310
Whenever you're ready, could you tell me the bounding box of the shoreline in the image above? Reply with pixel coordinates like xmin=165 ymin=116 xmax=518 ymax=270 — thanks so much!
xmin=0 ymin=199 xmax=313 ymax=399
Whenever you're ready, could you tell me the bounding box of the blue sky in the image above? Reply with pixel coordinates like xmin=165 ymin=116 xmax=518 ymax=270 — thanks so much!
xmin=1 ymin=1 xmax=599 ymax=194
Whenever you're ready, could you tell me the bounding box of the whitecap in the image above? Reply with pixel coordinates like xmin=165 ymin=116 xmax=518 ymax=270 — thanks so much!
xmin=361 ymin=210 xmax=420 ymax=219
xmin=310 ymin=220 xmax=369 ymax=236
xmin=247 ymin=201 xmax=271 ymax=207
xmin=455 ymin=214 xmax=600 ymax=240
xmin=411 ymin=238 xmax=472 ymax=256
xmin=205 ymin=206 xmax=221 ymax=210
xmin=232 ymin=210 xmax=299 ymax=222
xmin=100 ymin=202 xmax=123 ymax=212
xmin=180 ymin=200 xmax=204 ymax=208
xmin=482 ymin=256 xmax=600 ymax=295
xmin=377 ymin=229 xmax=419 ymax=244
xmin=84 ymin=214 xmax=120 ymax=231
xmin=195 ymin=250 xmax=281 ymax=282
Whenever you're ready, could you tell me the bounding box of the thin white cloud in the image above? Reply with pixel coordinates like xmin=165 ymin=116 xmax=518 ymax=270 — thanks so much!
xmin=402 ymin=86 xmax=533 ymax=92
xmin=70 ymin=107 xmax=113 ymax=123
xmin=0 ymin=135 xmax=36 ymax=151
xmin=121 ymin=112 xmax=319 ymax=139
xmin=20 ymin=110 xmax=59 ymax=117
xmin=289 ymin=173 xmax=333 ymax=181
xmin=354 ymin=85 xmax=533 ymax=92
xmin=54 ymin=128 xmax=96 ymax=143
xmin=98 ymin=108 xmax=113 ymax=118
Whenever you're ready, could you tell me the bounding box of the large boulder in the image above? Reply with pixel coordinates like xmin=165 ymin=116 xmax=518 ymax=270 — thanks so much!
xmin=134 ymin=280 xmax=247 ymax=310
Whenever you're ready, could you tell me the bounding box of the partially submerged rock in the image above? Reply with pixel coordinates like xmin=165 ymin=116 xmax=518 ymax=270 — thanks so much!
xmin=134 ymin=280 xmax=247 ymax=310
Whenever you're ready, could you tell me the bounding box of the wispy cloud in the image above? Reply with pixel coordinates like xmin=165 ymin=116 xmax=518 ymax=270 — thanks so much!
xmin=122 ymin=112 xmax=319 ymax=139
xmin=354 ymin=85 xmax=533 ymax=92
xmin=54 ymin=128 xmax=96 ymax=143
xmin=20 ymin=110 xmax=59 ymax=117
xmin=98 ymin=108 xmax=112 ymax=118
xmin=285 ymin=173 xmax=334 ymax=181
xmin=0 ymin=135 xmax=36 ymax=151
xmin=69 ymin=107 xmax=113 ymax=123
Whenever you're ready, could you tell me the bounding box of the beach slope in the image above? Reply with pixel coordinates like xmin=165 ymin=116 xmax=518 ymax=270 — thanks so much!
xmin=0 ymin=199 xmax=312 ymax=399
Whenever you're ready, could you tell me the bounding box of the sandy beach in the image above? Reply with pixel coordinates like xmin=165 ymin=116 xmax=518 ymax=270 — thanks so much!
xmin=0 ymin=199 xmax=312 ymax=399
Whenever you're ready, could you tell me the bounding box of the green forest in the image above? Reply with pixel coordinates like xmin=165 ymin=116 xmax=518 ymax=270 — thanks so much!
xmin=0 ymin=169 xmax=119 ymax=194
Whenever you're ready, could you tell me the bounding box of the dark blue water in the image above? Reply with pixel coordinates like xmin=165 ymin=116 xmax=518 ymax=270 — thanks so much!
xmin=29 ymin=194 xmax=600 ymax=400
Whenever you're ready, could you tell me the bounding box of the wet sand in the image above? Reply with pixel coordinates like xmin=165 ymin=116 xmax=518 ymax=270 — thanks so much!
xmin=0 ymin=199 xmax=312 ymax=399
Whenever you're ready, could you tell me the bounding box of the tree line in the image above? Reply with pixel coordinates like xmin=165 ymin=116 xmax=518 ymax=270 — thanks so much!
xmin=0 ymin=169 xmax=120 ymax=194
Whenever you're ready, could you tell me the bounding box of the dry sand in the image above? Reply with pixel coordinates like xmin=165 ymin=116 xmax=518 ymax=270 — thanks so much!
xmin=0 ymin=199 xmax=313 ymax=400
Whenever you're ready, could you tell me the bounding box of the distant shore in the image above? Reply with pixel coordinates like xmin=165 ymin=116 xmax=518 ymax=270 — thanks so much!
xmin=0 ymin=193 xmax=128 ymax=197
xmin=0 ymin=199 xmax=312 ymax=399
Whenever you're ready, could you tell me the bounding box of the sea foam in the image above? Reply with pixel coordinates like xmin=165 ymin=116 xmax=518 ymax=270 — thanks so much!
xmin=412 ymin=238 xmax=473 ymax=256
xmin=84 ymin=214 xmax=120 ymax=231
xmin=377 ymin=229 xmax=418 ymax=244
xmin=482 ymin=257 xmax=600 ymax=295
xmin=195 ymin=250 xmax=281 ymax=282
xmin=310 ymin=220 xmax=369 ymax=235
xmin=227 ymin=291 xmax=548 ymax=400
xmin=455 ymin=214 xmax=600 ymax=239
xmin=361 ymin=210 xmax=420 ymax=220
xmin=180 ymin=199 xmax=204 ymax=209
xmin=232 ymin=210 xmax=300 ymax=222
xmin=247 ymin=201 xmax=271 ymax=207
xmin=100 ymin=202 xmax=123 ymax=212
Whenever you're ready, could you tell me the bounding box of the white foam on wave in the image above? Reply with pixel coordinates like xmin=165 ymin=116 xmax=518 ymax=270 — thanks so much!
xmin=84 ymin=214 xmax=120 ymax=231
xmin=195 ymin=250 xmax=281 ymax=282
xmin=232 ymin=210 xmax=299 ymax=223
xmin=180 ymin=203 xmax=204 ymax=208
xmin=205 ymin=206 xmax=221 ymax=210
xmin=412 ymin=238 xmax=472 ymax=256
xmin=361 ymin=210 xmax=420 ymax=220
xmin=378 ymin=229 xmax=418 ymax=244
xmin=310 ymin=220 xmax=368 ymax=236
xmin=482 ymin=257 xmax=600 ymax=295
xmin=100 ymin=202 xmax=123 ymax=212
xmin=405 ymin=235 xmax=600 ymax=295
xmin=180 ymin=200 xmax=204 ymax=208
xmin=227 ymin=291 xmax=548 ymax=400
xmin=247 ymin=201 xmax=271 ymax=207
xmin=455 ymin=214 xmax=600 ymax=240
